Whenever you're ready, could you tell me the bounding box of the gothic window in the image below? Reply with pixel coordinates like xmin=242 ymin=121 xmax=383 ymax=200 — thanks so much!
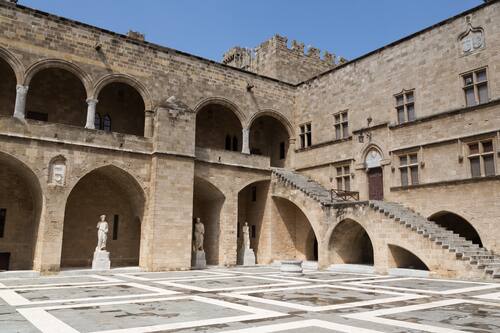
xmin=462 ymin=69 xmax=488 ymax=107
xmin=94 ymin=112 xmax=102 ymax=130
xmin=395 ymin=91 xmax=415 ymax=124
xmin=399 ymin=153 xmax=419 ymax=186
xmin=334 ymin=111 xmax=349 ymax=140
xmin=103 ymin=114 xmax=112 ymax=132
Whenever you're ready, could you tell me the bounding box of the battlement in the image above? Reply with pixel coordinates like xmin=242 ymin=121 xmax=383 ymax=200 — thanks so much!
xmin=222 ymin=34 xmax=346 ymax=83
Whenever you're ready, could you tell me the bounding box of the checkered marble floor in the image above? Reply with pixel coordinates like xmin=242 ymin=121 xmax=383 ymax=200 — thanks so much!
xmin=1 ymin=266 xmax=500 ymax=332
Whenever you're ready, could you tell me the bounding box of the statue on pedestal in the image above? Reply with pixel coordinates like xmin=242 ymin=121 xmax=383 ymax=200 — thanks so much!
xmin=242 ymin=222 xmax=250 ymax=249
xmin=238 ymin=221 xmax=256 ymax=266
xmin=192 ymin=217 xmax=206 ymax=269
xmin=96 ymin=214 xmax=109 ymax=251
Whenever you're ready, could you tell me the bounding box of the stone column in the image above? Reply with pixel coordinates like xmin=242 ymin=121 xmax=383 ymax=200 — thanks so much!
xmin=13 ymin=85 xmax=29 ymax=119
xmin=85 ymin=99 xmax=98 ymax=129
xmin=218 ymin=192 xmax=238 ymax=265
xmin=242 ymin=127 xmax=250 ymax=154
xmin=144 ymin=110 xmax=154 ymax=138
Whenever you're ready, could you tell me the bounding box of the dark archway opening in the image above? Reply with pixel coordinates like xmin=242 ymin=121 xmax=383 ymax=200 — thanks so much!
xmin=0 ymin=57 xmax=17 ymax=118
xmin=388 ymin=244 xmax=429 ymax=270
xmin=193 ymin=177 xmax=225 ymax=265
xmin=196 ymin=104 xmax=242 ymax=151
xmin=330 ymin=219 xmax=374 ymax=265
xmin=429 ymin=211 xmax=483 ymax=247
xmin=26 ymin=68 xmax=87 ymax=126
xmin=249 ymin=115 xmax=290 ymax=167
xmin=61 ymin=166 xmax=144 ymax=268
xmin=96 ymin=82 xmax=145 ymax=136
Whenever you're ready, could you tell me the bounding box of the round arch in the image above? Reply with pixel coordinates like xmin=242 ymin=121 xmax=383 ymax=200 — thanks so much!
xmin=329 ymin=218 xmax=374 ymax=265
xmin=23 ymin=59 xmax=93 ymax=98
xmin=247 ymin=109 xmax=294 ymax=137
xmin=0 ymin=47 xmax=25 ymax=84
xmin=61 ymin=164 xmax=146 ymax=268
xmin=92 ymin=74 xmax=153 ymax=110
xmin=0 ymin=151 xmax=44 ymax=270
xmin=429 ymin=211 xmax=483 ymax=247
xmin=194 ymin=96 xmax=246 ymax=126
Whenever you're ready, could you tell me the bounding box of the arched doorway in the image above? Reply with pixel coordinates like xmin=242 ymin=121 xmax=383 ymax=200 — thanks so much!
xmin=96 ymin=82 xmax=146 ymax=136
xmin=271 ymin=196 xmax=318 ymax=261
xmin=195 ymin=103 xmax=242 ymax=151
xmin=329 ymin=219 xmax=374 ymax=265
xmin=429 ymin=211 xmax=483 ymax=247
xmin=61 ymin=166 xmax=145 ymax=268
xmin=0 ymin=56 xmax=17 ymax=118
xmin=0 ymin=152 xmax=42 ymax=270
xmin=26 ymin=67 xmax=87 ymax=126
xmin=249 ymin=115 xmax=290 ymax=167
xmin=365 ymin=148 xmax=384 ymax=200
xmin=193 ymin=177 xmax=225 ymax=265
xmin=388 ymin=244 xmax=429 ymax=270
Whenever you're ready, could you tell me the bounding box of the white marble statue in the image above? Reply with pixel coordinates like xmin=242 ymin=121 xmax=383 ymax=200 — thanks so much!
xmin=193 ymin=217 xmax=205 ymax=252
xmin=96 ymin=214 xmax=109 ymax=251
xmin=242 ymin=222 xmax=250 ymax=249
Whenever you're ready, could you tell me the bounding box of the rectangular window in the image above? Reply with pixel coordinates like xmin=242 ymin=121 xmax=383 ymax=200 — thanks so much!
xmin=462 ymin=69 xmax=488 ymax=106
xmin=468 ymin=140 xmax=495 ymax=177
xmin=113 ymin=215 xmax=119 ymax=240
xmin=27 ymin=111 xmax=48 ymax=122
xmin=0 ymin=209 xmax=6 ymax=238
xmin=251 ymin=225 xmax=256 ymax=238
xmin=237 ymin=222 xmax=240 ymax=238
xmin=395 ymin=91 xmax=415 ymax=124
xmin=251 ymin=186 xmax=257 ymax=202
xmin=335 ymin=165 xmax=351 ymax=191
xmin=334 ymin=111 xmax=349 ymax=140
xmin=279 ymin=141 xmax=286 ymax=159
xmin=399 ymin=153 xmax=419 ymax=186
xmin=299 ymin=123 xmax=312 ymax=148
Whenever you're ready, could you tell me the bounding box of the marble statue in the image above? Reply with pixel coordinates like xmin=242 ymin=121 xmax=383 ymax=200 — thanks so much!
xmin=193 ymin=217 xmax=205 ymax=252
xmin=96 ymin=214 xmax=109 ymax=251
xmin=238 ymin=221 xmax=256 ymax=266
xmin=242 ymin=222 xmax=250 ymax=249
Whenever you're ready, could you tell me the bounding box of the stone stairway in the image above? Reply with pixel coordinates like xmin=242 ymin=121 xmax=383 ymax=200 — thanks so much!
xmin=272 ymin=168 xmax=500 ymax=279
xmin=370 ymin=200 xmax=500 ymax=279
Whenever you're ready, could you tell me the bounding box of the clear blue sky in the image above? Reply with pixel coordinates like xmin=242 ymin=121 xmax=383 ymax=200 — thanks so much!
xmin=20 ymin=0 xmax=483 ymax=62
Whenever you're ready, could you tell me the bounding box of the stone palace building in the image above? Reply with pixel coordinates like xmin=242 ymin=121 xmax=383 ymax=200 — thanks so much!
xmin=0 ymin=0 xmax=499 ymax=280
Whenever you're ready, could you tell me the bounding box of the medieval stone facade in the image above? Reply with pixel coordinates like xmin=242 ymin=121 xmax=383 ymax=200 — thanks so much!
xmin=0 ymin=0 xmax=499 ymax=280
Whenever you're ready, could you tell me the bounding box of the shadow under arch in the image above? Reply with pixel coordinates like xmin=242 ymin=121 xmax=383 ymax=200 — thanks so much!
xmin=194 ymin=96 xmax=246 ymax=126
xmin=247 ymin=109 xmax=294 ymax=137
xmin=61 ymin=165 xmax=146 ymax=268
xmin=0 ymin=151 xmax=43 ymax=270
xmin=329 ymin=218 xmax=374 ymax=266
xmin=92 ymin=74 xmax=153 ymax=111
xmin=0 ymin=47 xmax=25 ymax=84
xmin=429 ymin=211 xmax=483 ymax=247
xmin=193 ymin=176 xmax=225 ymax=265
xmin=388 ymin=244 xmax=429 ymax=271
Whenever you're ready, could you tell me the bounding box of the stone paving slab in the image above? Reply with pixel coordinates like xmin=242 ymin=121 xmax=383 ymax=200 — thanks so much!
xmin=0 ymin=266 xmax=500 ymax=332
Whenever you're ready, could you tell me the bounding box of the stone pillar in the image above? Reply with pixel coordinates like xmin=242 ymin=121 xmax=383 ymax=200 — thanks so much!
xmin=85 ymin=99 xmax=98 ymax=129
xmin=144 ymin=110 xmax=154 ymax=138
xmin=218 ymin=192 xmax=238 ymax=265
xmin=286 ymin=138 xmax=296 ymax=168
xmin=242 ymin=127 xmax=250 ymax=154
xmin=13 ymin=85 xmax=29 ymax=119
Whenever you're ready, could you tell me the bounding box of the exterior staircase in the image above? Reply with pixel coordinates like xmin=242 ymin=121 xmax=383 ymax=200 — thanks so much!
xmin=272 ymin=168 xmax=500 ymax=279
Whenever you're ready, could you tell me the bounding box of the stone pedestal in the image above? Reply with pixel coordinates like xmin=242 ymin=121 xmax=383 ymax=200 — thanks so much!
xmin=192 ymin=251 xmax=206 ymax=269
xmin=237 ymin=247 xmax=256 ymax=266
xmin=92 ymin=250 xmax=110 ymax=270
xmin=280 ymin=260 xmax=303 ymax=274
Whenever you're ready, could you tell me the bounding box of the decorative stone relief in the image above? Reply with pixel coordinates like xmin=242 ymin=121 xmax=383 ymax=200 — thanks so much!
xmin=459 ymin=25 xmax=484 ymax=55
xmin=49 ymin=156 xmax=66 ymax=186
xmin=365 ymin=149 xmax=382 ymax=169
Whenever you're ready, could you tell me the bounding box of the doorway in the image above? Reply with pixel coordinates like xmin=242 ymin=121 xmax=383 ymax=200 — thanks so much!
xmin=368 ymin=167 xmax=384 ymax=200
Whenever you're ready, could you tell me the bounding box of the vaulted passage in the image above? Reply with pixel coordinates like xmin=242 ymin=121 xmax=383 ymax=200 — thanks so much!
xmin=61 ymin=166 xmax=144 ymax=268
xmin=329 ymin=219 xmax=374 ymax=265
xmin=429 ymin=211 xmax=483 ymax=247
xmin=193 ymin=177 xmax=225 ymax=265
xmin=388 ymin=244 xmax=429 ymax=270
xmin=96 ymin=82 xmax=145 ymax=136
xmin=26 ymin=68 xmax=87 ymax=126
xmin=195 ymin=103 xmax=242 ymax=151
xmin=0 ymin=153 xmax=42 ymax=270
xmin=249 ymin=115 xmax=290 ymax=167
xmin=0 ymin=57 xmax=16 ymax=118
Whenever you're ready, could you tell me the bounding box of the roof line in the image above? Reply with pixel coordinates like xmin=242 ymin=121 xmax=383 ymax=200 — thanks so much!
xmin=296 ymin=0 xmax=498 ymax=87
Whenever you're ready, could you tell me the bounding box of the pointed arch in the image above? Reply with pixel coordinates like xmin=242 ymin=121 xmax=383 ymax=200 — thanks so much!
xmin=429 ymin=210 xmax=483 ymax=247
xmin=194 ymin=96 xmax=246 ymax=126
xmin=329 ymin=218 xmax=374 ymax=265
xmin=388 ymin=244 xmax=429 ymax=270
xmin=248 ymin=109 xmax=294 ymax=137
xmin=92 ymin=74 xmax=153 ymax=110
xmin=0 ymin=47 xmax=25 ymax=84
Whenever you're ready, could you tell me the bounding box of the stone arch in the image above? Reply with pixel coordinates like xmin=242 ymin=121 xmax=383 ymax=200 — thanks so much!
xmin=194 ymin=96 xmax=246 ymax=126
xmin=193 ymin=176 xmax=225 ymax=265
xmin=92 ymin=74 xmax=153 ymax=110
xmin=388 ymin=244 xmax=429 ymax=271
xmin=247 ymin=109 xmax=294 ymax=137
xmin=0 ymin=47 xmax=25 ymax=84
xmin=61 ymin=165 xmax=146 ymax=267
xmin=0 ymin=49 xmax=21 ymax=117
xmin=0 ymin=151 xmax=44 ymax=270
xmin=429 ymin=211 xmax=483 ymax=247
xmin=24 ymin=59 xmax=92 ymax=98
xmin=362 ymin=144 xmax=384 ymax=169
xmin=328 ymin=218 xmax=374 ymax=266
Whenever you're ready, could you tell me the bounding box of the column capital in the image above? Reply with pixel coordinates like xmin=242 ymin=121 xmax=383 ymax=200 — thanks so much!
xmin=86 ymin=98 xmax=98 ymax=105
xmin=16 ymin=84 xmax=29 ymax=94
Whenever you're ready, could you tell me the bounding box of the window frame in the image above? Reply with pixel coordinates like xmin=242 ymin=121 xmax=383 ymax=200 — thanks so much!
xmin=299 ymin=122 xmax=312 ymax=149
xmin=394 ymin=90 xmax=415 ymax=124
xmin=467 ymin=139 xmax=496 ymax=178
xmin=399 ymin=153 xmax=419 ymax=186
xmin=334 ymin=111 xmax=349 ymax=140
xmin=461 ymin=68 xmax=489 ymax=107
xmin=335 ymin=164 xmax=351 ymax=191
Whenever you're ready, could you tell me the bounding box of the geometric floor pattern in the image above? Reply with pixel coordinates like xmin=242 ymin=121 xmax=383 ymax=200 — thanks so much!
xmin=1 ymin=265 xmax=500 ymax=332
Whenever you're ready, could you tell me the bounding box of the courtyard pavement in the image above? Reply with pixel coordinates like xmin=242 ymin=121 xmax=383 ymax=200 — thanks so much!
xmin=1 ymin=266 xmax=500 ymax=332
